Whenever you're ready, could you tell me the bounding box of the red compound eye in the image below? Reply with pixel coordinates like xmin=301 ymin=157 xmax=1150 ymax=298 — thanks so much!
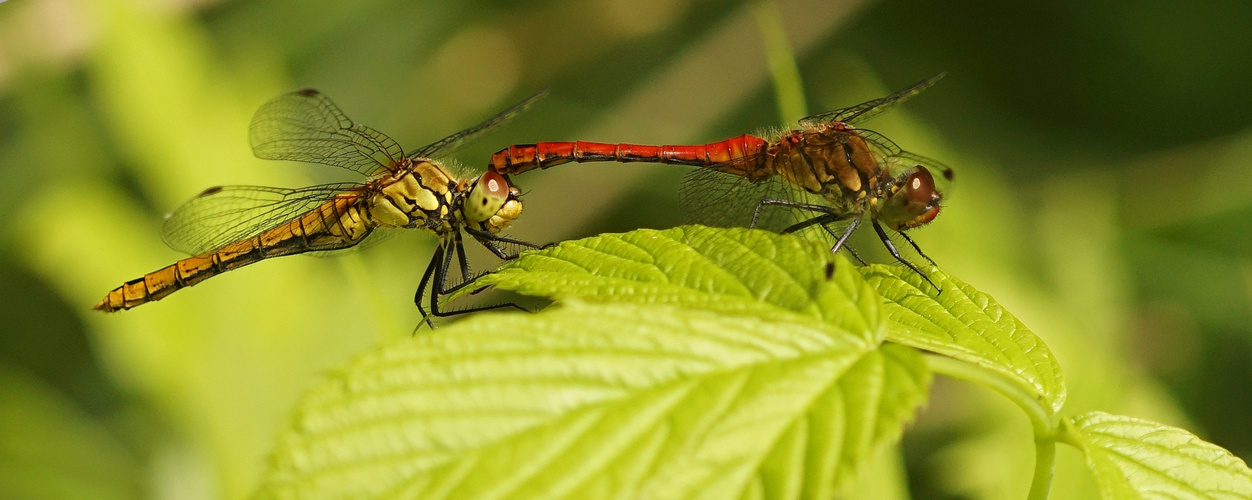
xmin=905 ymin=167 xmax=936 ymax=205
xmin=479 ymin=171 xmax=509 ymax=201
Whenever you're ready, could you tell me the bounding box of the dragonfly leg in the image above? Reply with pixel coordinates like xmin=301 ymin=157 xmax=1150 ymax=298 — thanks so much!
xmin=750 ymin=198 xmax=836 ymax=229
xmin=429 ymin=283 xmax=530 ymax=319
xmin=476 ymin=231 xmax=546 ymax=249
xmin=479 ymin=239 xmax=512 ymax=261
xmin=871 ymin=220 xmax=941 ymax=293
xmin=414 ymin=245 xmax=445 ymax=329
xmin=844 ymin=245 xmax=868 ymax=265
xmin=428 ymin=237 xmax=458 ymax=317
xmin=897 ymin=231 xmax=938 ymax=267
xmin=465 ymin=227 xmax=546 ymax=260
xmin=818 ymin=223 xmax=868 ymax=264
xmin=828 ymin=217 xmax=861 ymax=255
xmin=780 ymin=212 xmax=842 ymax=235
xmin=454 ymin=231 xmax=473 ymax=286
xmin=418 ymin=233 xmax=533 ymax=327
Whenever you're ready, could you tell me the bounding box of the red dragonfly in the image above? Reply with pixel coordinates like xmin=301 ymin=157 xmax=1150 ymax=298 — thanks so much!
xmin=489 ymin=74 xmax=953 ymax=290
xmin=96 ymin=89 xmax=546 ymax=324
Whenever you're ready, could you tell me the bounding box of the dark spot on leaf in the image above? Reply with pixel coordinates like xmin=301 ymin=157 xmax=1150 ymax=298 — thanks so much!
xmin=825 ymin=262 xmax=835 ymax=279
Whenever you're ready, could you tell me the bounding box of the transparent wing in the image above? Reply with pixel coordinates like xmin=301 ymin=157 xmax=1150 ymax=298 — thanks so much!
xmin=680 ymin=126 xmax=954 ymax=242
xmin=409 ymin=89 xmax=549 ymax=159
xmin=800 ymin=72 xmax=946 ymax=126
xmin=161 ymin=183 xmax=364 ymax=255
xmin=679 ymin=168 xmax=817 ymax=233
xmin=249 ymin=89 xmax=405 ymax=176
xmin=309 ymin=227 xmax=398 ymax=257
xmin=856 ymin=128 xmax=955 ymax=194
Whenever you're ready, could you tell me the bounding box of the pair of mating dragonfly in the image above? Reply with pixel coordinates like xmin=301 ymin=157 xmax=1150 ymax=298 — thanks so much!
xmin=96 ymin=75 xmax=953 ymax=325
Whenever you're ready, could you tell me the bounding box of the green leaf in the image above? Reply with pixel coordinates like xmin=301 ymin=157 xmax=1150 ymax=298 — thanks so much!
xmin=256 ymin=303 xmax=929 ymax=499
xmin=859 ymin=264 xmax=1066 ymax=414
xmin=462 ymin=226 xmax=884 ymax=345
xmin=262 ymin=227 xmax=936 ymax=498
xmin=1060 ymin=411 xmax=1252 ymax=499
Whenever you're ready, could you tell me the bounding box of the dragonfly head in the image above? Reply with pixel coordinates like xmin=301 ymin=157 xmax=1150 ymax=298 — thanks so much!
xmin=880 ymin=166 xmax=943 ymax=231
xmin=465 ymin=171 xmax=523 ymax=232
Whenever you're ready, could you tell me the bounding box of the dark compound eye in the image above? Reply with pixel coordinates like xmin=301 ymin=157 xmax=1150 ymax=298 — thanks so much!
xmin=905 ymin=167 xmax=936 ymax=205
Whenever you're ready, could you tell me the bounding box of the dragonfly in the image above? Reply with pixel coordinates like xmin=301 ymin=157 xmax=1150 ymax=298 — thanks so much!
xmin=95 ymin=88 xmax=546 ymax=324
xmin=488 ymin=74 xmax=953 ymax=290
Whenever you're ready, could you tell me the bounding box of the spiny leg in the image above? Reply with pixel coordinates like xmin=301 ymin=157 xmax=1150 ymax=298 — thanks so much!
xmin=897 ymin=230 xmax=937 ymax=267
xmin=752 ymin=201 xmax=867 ymax=262
xmin=826 ymin=217 xmax=861 ymax=255
xmin=843 ymin=245 xmax=868 ymax=265
xmin=465 ymin=227 xmax=547 ymax=260
xmin=428 ymin=236 xmax=457 ymax=317
xmin=454 ymin=231 xmax=472 ymax=288
xmin=464 ymin=227 xmax=547 ymax=296
xmin=475 ymin=237 xmax=512 ymax=261
xmin=413 ymin=244 xmax=445 ymax=329
xmin=749 ymin=199 xmax=872 ymax=269
xmin=819 ymin=224 xmax=868 ymax=265
xmin=429 ymin=233 xmax=532 ymax=321
xmin=414 ymin=241 xmax=480 ymax=330
xmin=465 ymin=230 xmax=558 ymax=313
xmin=780 ymin=213 xmax=841 ymax=235
xmin=750 ymin=198 xmax=837 ymax=229
xmin=872 ymin=220 xmax=941 ymax=292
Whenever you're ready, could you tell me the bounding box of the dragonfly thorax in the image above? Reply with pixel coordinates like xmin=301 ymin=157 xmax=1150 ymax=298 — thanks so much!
xmin=765 ymin=123 xmax=945 ymax=232
xmin=766 ymin=125 xmax=889 ymax=215
xmin=369 ymin=162 xmax=455 ymax=229
xmin=369 ymin=163 xmax=524 ymax=236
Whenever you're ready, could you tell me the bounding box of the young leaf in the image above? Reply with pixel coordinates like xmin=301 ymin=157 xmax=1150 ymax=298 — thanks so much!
xmin=859 ymin=265 xmax=1066 ymax=414
xmin=463 ymin=226 xmax=884 ymax=345
xmin=256 ymin=303 xmax=930 ymax=499
xmin=1060 ymin=411 xmax=1252 ymax=499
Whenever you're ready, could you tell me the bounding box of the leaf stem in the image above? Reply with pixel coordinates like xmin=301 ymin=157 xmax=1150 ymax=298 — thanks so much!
xmin=1029 ymin=433 xmax=1057 ymax=500
xmin=751 ymin=0 xmax=808 ymax=123
xmin=924 ymin=353 xmax=1057 ymax=499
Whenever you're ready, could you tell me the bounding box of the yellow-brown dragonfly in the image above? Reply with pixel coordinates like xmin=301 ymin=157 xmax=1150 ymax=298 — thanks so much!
xmin=96 ymin=89 xmax=545 ymax=324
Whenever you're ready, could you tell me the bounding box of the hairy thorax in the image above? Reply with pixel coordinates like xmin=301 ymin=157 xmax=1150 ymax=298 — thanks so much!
xmin=764 ymin=123 xmax=890 ymax=216
xmin=368 ymin=160 xmax=455 ymax=230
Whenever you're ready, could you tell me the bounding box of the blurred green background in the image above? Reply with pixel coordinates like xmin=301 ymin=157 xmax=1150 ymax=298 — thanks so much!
xmin=1 ymin=0 xmax=1250 ymax=498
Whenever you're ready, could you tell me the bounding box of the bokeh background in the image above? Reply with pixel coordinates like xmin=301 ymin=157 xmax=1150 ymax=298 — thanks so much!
xmin=2 ymin=0 xmax=1250 ymax=498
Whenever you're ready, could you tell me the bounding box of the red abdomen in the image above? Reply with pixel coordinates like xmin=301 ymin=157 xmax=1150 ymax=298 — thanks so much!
xmin=488 ymin=134 xmax=770 ymax=177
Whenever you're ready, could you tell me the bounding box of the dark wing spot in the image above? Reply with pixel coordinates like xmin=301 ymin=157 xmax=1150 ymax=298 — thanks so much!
xmin=295 ymin=88 xmax=319 ymax=96
xmin=200 ymin=186 xmax=223 ymax=196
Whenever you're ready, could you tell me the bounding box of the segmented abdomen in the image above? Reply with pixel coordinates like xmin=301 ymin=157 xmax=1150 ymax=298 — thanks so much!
xmin=488 ymin=134 xmax=770 ymax=178
xmin=95 ymin=196 xmax=370 ymax=312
